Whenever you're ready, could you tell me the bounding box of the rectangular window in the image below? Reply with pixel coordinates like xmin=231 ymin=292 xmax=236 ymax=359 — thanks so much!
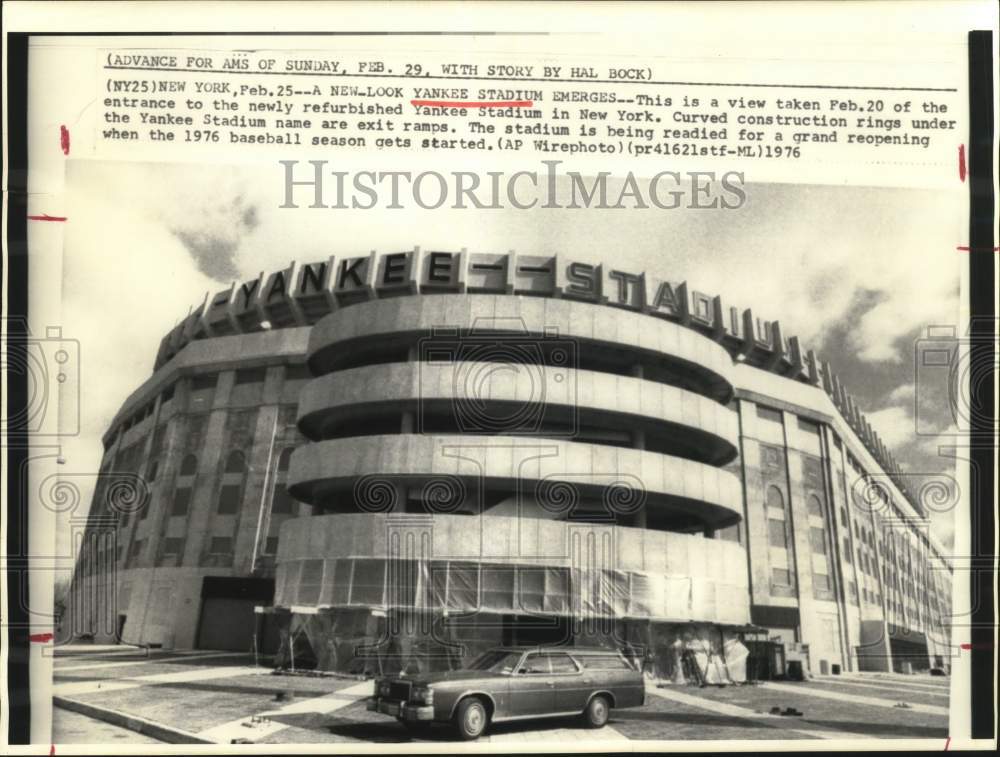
xmin=264 ymin=536 xmax=279 ymax=555
xmin=813 ymin=573 xmax=831 ymax=591
xmin=271 ymin=485 xmax=294 ymax=515
xmin=351 ymin=559 xmax=387 ymax=606
xmin=546 ymin=653 xmax=579 ymax=674
xmin=518 ymin=567 xmax=546 ymax=612
xmin=129 ymin=539 xmax=144 ymax=560
xmin=843 ymin=538 xmax=852 ymax=562
xmin=189 ymin=374 xmax=217 ymax=410
xmin=285 ymin=363 xmax=312 ymax=381
xmin=772 ymin=568 xmax=792 ymax=587
xmin=481 ymin=565 xmax=515 ymax=612
xmin=191 ymin=374 xmax=217 ymax=391
xmin=840 ymin=507 xmax=848 ymax=527
xmin=768 ymin=519 xmax=788 ymax=548
xmin=578 ymin=654 xmax=633 ymax=671
xmin=162 ymin=537 xmax=183 ymax=555
xmin=209 ymin=536 xmax=232 ymax=554
xmin=757 ymin=405 xmax=783 ymax=423
xmin=218 ymin=484 xmax=242 ymax=514
xmin=234 ymin=367 xmax=266 ymax=385
xmin=849 ymin=581 xmax=859 ymax=605
xmin=172 ymin=487 xmax=192 ymax=516
xmin=809 ymin=527 xmax=827 ymax=554
xmin=797 ymin=417 xmax=820 ymax=435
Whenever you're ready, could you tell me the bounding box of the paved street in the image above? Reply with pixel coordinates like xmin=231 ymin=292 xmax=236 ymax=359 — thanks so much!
xmin=52 ymin=647 xmax=951 ymax=745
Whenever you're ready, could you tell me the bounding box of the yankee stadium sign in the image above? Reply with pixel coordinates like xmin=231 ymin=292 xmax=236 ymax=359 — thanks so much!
xmin=156 ymin=248 xmax=820 ymax=384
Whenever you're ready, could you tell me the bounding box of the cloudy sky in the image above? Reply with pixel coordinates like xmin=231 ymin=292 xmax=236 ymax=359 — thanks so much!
xmin=56 ymin=160 xmax=964 ymax=563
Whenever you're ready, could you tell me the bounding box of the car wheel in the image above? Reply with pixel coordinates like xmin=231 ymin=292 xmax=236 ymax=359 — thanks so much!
xmin=455 ymin=697 xmax=488 ymax=740
xmin=584 ymin=695 xmax=611 ymax=728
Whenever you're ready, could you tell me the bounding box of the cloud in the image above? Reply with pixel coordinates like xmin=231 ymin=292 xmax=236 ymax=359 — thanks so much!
xmin=168 ymin=195 xmax=260 ymax=282
xmin=170 ymin=229 xmax=240 ymax=280
xmin=865 ymin=405 xmax=917 ymax=448
xmin=888 ymin=383 xmax=915 ymax=404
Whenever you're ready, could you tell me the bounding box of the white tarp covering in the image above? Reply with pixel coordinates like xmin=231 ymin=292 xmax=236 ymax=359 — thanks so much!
xmin=275 ymin=557 xmax=741 ymax=624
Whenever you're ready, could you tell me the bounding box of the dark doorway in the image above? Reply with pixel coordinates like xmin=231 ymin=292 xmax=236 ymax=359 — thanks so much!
xmin=501 ymin=614 xmax=572 ymax=647
xmin=889 ymin=636 xmax=930 ymax=672
xmin=116 ymin=614 xmax=127 ymax=644
xmin=195 ymin=577 xmax=274 ymax=652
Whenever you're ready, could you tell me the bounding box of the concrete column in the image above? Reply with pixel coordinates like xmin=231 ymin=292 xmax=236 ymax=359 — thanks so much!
xmin=263 ymin=365 xmax=284 ymax=405
xmin=180 ymin=373 xmax=234 ymax=566
xmin=819 ymin=425 xmax=857 ymax=673
xmin=779 ymin=411 xmax=813 ymax=665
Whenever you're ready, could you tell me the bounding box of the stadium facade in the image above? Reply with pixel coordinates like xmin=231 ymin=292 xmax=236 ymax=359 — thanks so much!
xmin=64 ymin=248 xmax=953 ymax=677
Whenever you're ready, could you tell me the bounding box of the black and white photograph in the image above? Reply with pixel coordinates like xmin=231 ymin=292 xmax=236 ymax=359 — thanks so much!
xmin=2 ymin=1 xmax=996 ymax=753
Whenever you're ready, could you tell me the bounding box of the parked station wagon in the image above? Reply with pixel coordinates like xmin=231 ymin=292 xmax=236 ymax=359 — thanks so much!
xmin=367 ymin=646 xmax=645 ymax=739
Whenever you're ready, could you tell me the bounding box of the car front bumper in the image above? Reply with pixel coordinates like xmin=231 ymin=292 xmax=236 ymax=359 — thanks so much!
xmin=367 ymin=697 xmax=436 ymax=722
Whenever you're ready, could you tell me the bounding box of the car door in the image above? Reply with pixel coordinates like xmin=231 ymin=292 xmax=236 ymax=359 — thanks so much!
xmin=546 ymin=652 xmax=588 ymax=712
xmin=506 ymin=652 xmax=553 ymax=717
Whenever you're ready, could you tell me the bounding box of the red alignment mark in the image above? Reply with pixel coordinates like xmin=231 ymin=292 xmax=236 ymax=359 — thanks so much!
xmin=60 ymin=125 xmax=70 ymax=155
xmin=960 ymin=642 xmax=995 ymax=650
xmin=29 ymin=632 xmax=54 ymax=643
xmin=958 ymin=144 xmax=966 ymax=182
xmin=411 ymin=99 xmax=534 ymax=109
xmin=50 ymin=745 xmax=56 ymax=757
xmin=956 ymin=246 xmax=1000 ymax=252
xmin=27 ymin=214 xmax=67 ymax=222
xmin=945 ymin=736 xmax=951 ymax=751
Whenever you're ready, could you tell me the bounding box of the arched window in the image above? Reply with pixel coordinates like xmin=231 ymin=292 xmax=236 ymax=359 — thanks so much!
xmin=766 ymin=486 xmax=785 ymax=512
xmin=179 ymin=454 xmax=198 ymax=476
xmin=807 ymin=494 xmax=823 ymax=518
xmin=224 ymin=450 xmax=246 ymax=474
xmin=277 ymin=447 xmax=294 ymax=473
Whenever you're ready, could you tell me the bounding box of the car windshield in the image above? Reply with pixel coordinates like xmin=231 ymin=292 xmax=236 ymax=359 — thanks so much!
xmin=465 ymin=650 xmax=522 ymax=673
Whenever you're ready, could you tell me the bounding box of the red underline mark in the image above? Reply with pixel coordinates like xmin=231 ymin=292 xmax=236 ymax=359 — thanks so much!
xmin=960 ymin=642 xmax=995 ymax=650
xmin=958 ymin=144 xmax=966 ymax=182
xmin=50 ymin=744 xmax=56 ymax=757
xmin=956 ymin=246 xmax=999 ymax=252
xmin=29 ymin=632 xmax=54 ymax=643
xmin=27 ymin=214 xmax=67 ymax=222
xmin=410 ymin=99 xmax=533 ymax=109
xmin=60 ymin=125 xmax=70 ymax=156
xmin=944 ymin=736 xmax=951 ymax=751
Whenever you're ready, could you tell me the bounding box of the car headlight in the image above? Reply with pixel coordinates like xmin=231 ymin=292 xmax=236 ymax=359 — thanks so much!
xmin=412 ymin=686 xmax=434 ymax=705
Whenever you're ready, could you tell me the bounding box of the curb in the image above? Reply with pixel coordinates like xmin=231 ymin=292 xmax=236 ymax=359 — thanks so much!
xmin=53 ymin=695 xmax=216 ymax=744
